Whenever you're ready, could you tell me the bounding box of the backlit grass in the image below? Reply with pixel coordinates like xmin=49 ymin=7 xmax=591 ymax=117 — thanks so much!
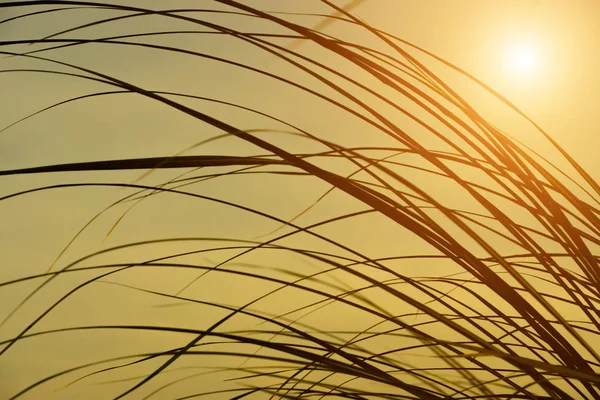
xmin=1 ymin=1 xmax=600 ymax=399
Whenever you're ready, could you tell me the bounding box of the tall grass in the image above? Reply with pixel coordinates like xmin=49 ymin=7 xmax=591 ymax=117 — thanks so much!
xmin=1 ymin=1 xmax=600 ymax=398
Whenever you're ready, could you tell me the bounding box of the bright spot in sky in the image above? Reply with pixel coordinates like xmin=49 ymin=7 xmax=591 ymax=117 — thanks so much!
xmin=505 ymin=41 xmax=540 ymax=75
xmin=511 ymin=45 xmax=536 ymax=72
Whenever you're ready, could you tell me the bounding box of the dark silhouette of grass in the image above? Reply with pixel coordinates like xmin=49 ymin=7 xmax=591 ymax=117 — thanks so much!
xmin=1 ymin=1 xmax=600 ymax=399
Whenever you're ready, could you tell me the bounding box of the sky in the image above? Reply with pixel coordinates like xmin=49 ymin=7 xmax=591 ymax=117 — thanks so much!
xmin=1 ymin=1 xmax=600 ymax=398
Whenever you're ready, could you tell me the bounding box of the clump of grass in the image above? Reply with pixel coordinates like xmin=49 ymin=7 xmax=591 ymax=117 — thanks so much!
xmin=1 ymin=1 xmax=600 ymax=399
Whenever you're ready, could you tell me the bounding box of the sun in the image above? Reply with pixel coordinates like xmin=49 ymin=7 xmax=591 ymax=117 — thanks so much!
xmin=496 ymin=28 xmax=552 ymax=88
xmin=511 ymin=44 xmax=537 ymax=72
xmin=506 ymin=41 xmax=538 ymax=74
xmin=504 ymin=38 xmax=544 ymax=77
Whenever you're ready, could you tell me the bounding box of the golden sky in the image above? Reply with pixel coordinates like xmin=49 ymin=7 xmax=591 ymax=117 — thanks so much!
xmin=1 ymin=1 xmax=600 ymax=398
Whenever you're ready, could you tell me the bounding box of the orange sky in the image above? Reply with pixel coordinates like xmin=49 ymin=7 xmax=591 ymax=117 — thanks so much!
xmin=1 ymin=1 xmax=600 ymax=398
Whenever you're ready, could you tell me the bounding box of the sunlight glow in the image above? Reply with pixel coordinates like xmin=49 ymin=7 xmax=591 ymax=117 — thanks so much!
xmin=507 ymin=42 xmax=538 ymax=74
xmin=511 ymin=45 xmax=537 ymax=72
xmin=495 ymin=28 xmax=553 ymax=91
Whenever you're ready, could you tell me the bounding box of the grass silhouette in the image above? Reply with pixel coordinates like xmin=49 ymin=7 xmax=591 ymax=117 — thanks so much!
xmin=1 ymin=1 xmax=600 ymax=399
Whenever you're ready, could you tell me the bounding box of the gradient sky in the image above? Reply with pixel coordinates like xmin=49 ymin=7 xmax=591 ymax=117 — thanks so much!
xmin=1 ymin=1 xmax=600 ymax=398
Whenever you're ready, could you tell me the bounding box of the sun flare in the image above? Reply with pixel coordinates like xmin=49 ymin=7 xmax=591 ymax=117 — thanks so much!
xmin=511 ymin=44 xmax=536 ymax=72
xmin=505 ymin=40 xmax=540 ymax=75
